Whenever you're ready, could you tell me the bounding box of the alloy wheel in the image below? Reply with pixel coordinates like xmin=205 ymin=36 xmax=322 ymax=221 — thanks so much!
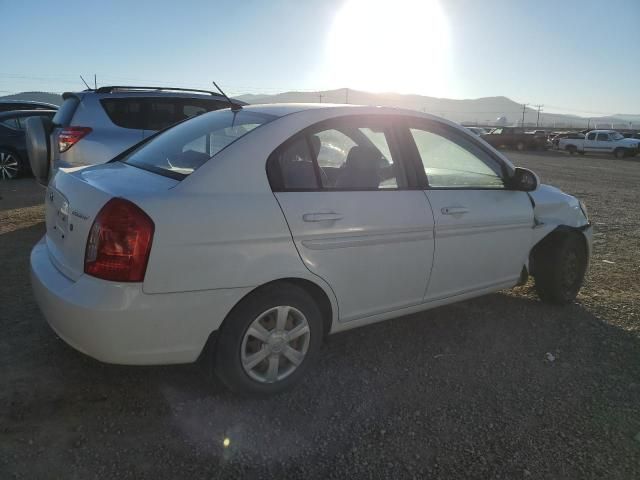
xmin=0 ymin=151 xmax=19 ymax=180
xmin=241 ymin=305 xmax=311 ymax=384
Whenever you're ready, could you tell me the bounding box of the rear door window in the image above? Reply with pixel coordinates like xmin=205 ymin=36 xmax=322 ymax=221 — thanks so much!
xmin=102 ymin=98 xmax=228 ymax=131
xmin=101 ymin=98 xmax=146 ymax=129
xmin=143 ymin=98 xmax=230 ymax=131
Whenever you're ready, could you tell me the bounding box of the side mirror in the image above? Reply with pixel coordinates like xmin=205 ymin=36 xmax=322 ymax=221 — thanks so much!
xmin=510 ymin=167 xmax=538 ymax=192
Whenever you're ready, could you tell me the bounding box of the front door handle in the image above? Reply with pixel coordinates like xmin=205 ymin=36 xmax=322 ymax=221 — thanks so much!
xmin=303 ymin=212 xmax=344 ymax=222
xmin=441 ymin=206 xmax=469 ymax=215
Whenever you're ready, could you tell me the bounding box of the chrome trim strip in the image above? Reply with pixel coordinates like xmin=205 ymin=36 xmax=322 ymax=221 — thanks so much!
xmin=301 ymin=228 xmax=434 ymax=250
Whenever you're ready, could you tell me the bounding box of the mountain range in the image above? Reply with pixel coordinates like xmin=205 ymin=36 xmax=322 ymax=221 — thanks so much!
xmin=2 ymin=90 xmax=638 ymax=129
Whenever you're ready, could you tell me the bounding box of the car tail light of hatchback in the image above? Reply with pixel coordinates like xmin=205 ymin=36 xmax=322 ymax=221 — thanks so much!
xmin=58 ymin=126 xmax=92 ymax=152
xmin=84 ymin=198 xmax=154 ymax=282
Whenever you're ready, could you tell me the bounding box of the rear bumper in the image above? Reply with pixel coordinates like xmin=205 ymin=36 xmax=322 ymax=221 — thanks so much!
xmin=30 ymin=237 xmax=251 ymax=365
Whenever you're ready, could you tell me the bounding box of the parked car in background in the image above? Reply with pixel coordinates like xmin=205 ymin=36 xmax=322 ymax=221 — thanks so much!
xmin=0 ymin=100 xmax=59 ymax=112
xmin=481 ymin=127 xmax=547 ymax=151
xmin=558 ymin=129 xmax=640 ymax=158
xmin=25 ymin=86 xmax=246 ymax=177
xmin=551 ymin=132 xmax=585 ymax=150
xmin=30 ymin=104 xmax=592 ymax=394
xmin=0 ymin=109 xmax=56 ymax=179
xmin=465 ymin=126 xmax=488 ymax=136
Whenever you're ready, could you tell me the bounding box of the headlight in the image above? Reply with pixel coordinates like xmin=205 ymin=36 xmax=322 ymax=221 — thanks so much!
xmin=579 ymin=200 xmax=589 ymax=220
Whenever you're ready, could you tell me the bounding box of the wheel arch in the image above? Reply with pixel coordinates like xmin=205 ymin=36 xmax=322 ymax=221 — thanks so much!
xmin=198 ymin=275 xmax=337 ymax=363
xmin=528 ymin=225 xmax=589 ymax=276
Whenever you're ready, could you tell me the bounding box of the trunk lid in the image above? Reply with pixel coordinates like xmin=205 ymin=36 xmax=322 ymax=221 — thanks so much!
xmin=45 ymin=162 xmax=178 ymax=281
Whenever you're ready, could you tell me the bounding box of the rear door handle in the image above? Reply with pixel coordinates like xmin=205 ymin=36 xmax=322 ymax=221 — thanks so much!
xmin=303 ymin=212 xmax=344 ymax=222
xmin=441 ymin=206 xmax=469 ymax=215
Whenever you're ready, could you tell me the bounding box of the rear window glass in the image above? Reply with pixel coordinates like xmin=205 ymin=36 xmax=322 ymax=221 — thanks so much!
xmin=101 ymin=98 xmax=229 ymax=131
xmin=121 ymin=109 xmax=276 ymax=179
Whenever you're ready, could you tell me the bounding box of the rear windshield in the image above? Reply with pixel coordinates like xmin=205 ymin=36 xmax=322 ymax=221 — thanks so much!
xmin=121 ymin=109 xmax=276 ymax=179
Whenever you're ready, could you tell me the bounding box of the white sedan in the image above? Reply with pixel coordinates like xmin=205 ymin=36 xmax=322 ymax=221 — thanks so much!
xmin=30 ymin=104 xmax=592 ymax=394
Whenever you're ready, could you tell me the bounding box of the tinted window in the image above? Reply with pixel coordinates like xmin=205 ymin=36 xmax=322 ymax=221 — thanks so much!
xmin=102 ymin=98 xmax=228 ymax=131
xmin=410 ymin=126 xmax=504 ymax=188
xmin=587 ymin=132 xmax=596 ymax=140
xmin=101 ymin=98 xmax=145 ymax=129
xmin=122 ymin=109 xmax=276 ymax=179
xmin=0 ymin=116 xmax=20 ymax=129
xmin=596 ymin=133 xmax=610 ymax=141
xmin=145 ymin=98 xmax=228 ymax=131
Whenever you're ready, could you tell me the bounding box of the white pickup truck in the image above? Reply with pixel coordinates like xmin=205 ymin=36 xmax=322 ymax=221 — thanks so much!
xmin=559 ymin=129 xmax=640 ymax=158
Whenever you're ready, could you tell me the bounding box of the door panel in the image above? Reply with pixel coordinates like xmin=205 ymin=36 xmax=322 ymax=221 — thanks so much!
xmin=275 ymin=191 xmax=435 ymax=322
xmin=424 ymin=190 xmax=533 ymax=300
xmin=403 ymin=121 xmax=534 ymax=300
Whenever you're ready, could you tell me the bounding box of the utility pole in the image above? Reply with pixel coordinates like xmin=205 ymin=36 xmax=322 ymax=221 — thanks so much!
xmin=521 ymin=104 xmax=529 ymax=127
xmin=345 ymin=88 xmax=349 ymax=104
xmin=587 ymin=118 xmax=591 ymax=130
xmin=534 ymin=104 xmax=543 ymax=127
xmin=319 ymin=93 xmax=324 ymax=104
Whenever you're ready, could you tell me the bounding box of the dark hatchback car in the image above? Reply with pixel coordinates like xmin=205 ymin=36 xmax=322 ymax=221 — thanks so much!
xmin=0 ymin=110 xmax=56 ymax=179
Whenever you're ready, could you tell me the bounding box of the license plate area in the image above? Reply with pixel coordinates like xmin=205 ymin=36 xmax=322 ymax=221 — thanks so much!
xmin=48 ymin=187 xmax=69 ymax=241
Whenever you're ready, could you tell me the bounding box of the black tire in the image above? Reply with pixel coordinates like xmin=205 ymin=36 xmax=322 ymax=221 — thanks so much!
xmin=566 ymin=145 xmax=577 ymax=155
xmin=614 ymin=148 xmax=627 ymax=159
xmin=214 ymin=282 xmax=324 ymax=395
xmin=0 ymin=148 xmax=24 ymax=180
xmin=533 ymin=232 xmax=587 ymax=305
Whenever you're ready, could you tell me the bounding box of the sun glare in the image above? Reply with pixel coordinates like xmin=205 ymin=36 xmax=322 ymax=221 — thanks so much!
xmin=325 ymin=0 xmax=450 ymax=96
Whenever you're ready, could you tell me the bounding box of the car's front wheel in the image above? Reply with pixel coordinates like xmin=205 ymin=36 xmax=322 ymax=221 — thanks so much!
xmin=614 ymin=148 xmax=627 ymax=159
xmin=533 ymin=232 xmax=587 ymax=304
xmin=214 ymin=283 xmax=324 ymax=394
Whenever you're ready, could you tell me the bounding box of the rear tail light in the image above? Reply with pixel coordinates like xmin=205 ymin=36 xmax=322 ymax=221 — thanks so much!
xmin=59 ymin=126 xmax=92 ymax=152
xmin=84 ymin=198 xmax=154 ymax=282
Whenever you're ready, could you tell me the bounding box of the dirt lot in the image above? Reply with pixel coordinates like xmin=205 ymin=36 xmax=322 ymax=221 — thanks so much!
xmin=1 ymin=151 xmax=639 ymax=479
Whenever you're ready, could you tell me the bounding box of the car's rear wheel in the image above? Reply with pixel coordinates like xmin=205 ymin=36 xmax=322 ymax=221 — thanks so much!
xmin=214 ymin=283 xmax=324 ymax=394
xmin=0 ymin=149 xmax=23 ymax=180
xmin=533 ymin=232 xmax=587 ymax=305
xmin=566 ymin=145 xmax=577 ymax=155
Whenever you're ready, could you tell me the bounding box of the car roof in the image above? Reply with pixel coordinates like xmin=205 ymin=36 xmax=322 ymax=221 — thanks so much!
xmin=238 ymin=102 xmax=458 ymax=122
xmin=63 ymin=87 xmax=246 ymax=104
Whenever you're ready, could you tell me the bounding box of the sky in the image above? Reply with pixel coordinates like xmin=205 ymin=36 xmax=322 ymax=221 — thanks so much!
xmin=1 ymin=0 xmax=639 ymax=116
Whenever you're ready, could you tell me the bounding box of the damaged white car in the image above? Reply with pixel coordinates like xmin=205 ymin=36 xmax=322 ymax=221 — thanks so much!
xmin=29 ymin=104 xmax=592 ymax=394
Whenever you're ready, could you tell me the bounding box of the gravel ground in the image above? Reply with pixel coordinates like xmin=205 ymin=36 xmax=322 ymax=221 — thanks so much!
xmin=1 ymin=151 xmax=639 ymax=479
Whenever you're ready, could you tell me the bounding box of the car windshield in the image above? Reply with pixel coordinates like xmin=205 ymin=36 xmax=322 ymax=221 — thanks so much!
xmin=121 ymin=109 xmax=277 ymax=179
xmin=609 ymin=132 xmax=624 ymax=140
